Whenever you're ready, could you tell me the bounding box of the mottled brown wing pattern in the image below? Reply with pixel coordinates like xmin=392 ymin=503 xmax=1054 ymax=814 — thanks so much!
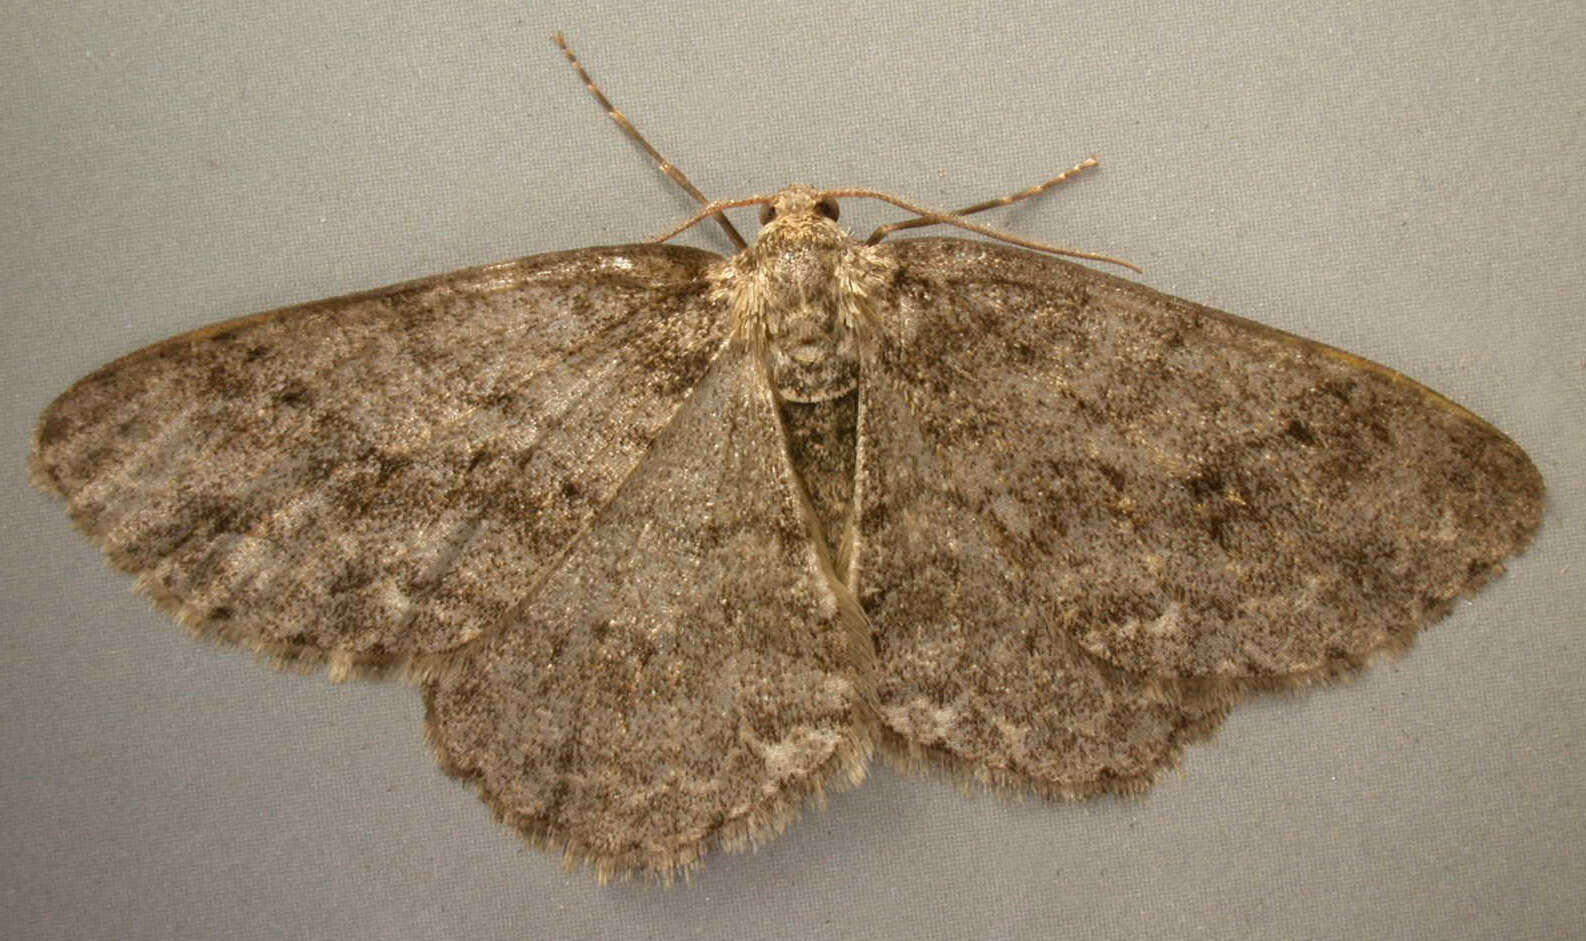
xmin=29 ymin=179 xmax=1547 ymax=881
xmin=424 ymin=345 xmax=872 ymax=880
xmin=854 ymin=376 xmax=1228 ymax=796
xmin=869 ymin=238 xmax=1542 ymax=688
xmin=30 ymin=244 xmax=729 ymax=676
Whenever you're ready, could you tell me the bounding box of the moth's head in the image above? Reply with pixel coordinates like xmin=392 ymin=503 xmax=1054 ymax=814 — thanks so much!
xmin=752 ymin=184 xmax=845 ymax=249
xmin=709 ymin=183 xmax=896 ymax=397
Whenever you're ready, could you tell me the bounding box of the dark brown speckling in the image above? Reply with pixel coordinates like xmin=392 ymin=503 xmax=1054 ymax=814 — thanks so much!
xmin=30 ymin=186 xmax=1543 ymax=883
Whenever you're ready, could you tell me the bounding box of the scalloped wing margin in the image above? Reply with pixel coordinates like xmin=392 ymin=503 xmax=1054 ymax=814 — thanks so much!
xmin=423 ymin=344 xmax=873 ymax=882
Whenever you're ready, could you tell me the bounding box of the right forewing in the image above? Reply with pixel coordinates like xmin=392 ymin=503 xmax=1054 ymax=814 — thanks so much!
xmin=868 ymin=238 xmax=1542 ymax=686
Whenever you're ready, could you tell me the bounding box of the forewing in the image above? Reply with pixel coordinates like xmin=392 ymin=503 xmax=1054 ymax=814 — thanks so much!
xmin=30 ymin=244 xmax=729 ymax=675
xmin=423 ymin=344 xmax=871 ymax=881
xmin=868 ymin=238 xmax=1542 ymax=685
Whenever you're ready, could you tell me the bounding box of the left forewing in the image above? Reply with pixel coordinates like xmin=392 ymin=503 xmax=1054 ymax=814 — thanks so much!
xmin=29 ymin=245 xmax=728 ymax=676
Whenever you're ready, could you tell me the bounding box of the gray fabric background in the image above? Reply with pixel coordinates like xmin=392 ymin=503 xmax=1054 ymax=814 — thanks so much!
xmin=4 ymin=3 xmax=1581 ymax=939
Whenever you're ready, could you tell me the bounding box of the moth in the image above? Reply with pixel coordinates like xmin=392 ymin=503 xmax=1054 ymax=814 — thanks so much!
xmin=29 ymin=36 xmax=1543 ymax=882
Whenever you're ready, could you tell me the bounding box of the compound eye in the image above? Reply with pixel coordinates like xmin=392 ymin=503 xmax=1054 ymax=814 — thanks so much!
xmin=816 ymin=197 xmax=840 ymax=221
xmin=759 ymin=204 xmax=776 ymax=225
